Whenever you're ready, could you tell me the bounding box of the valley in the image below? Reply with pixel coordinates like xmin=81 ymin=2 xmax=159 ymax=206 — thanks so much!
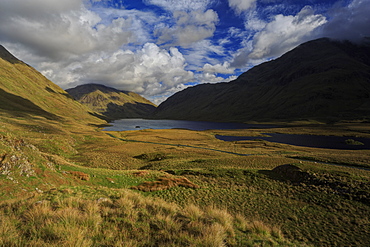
xmin=1 ymin=39 xmax=370 ymax=246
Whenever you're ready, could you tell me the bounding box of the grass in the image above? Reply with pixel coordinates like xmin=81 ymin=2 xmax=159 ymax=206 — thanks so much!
xmin=0 ymin=187 xmax=295 ymax=247
xmin=1 ymin=102 xmax=370 ymax=246
xmin=149 ymin=166 xmax=370 ymax=245
xmin=3 ymin=43 xmax=370 ymax=246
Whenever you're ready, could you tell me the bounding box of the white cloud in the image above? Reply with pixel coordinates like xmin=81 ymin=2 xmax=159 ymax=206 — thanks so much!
xmin=228 ymin=0 xmax=257 ymax=14
xmin=201 ymin=62 xmax=235 ymax=74
xmin=0 ymin=0 xmax=83 ymax=17
xmin=197 ymin=62 xmax=237 ymax=84
xmin=0 ymin=1 xmax=138 ymax=60
xmin=320 ymin=0 xmax=370 ymax=42
xmin=249 ymin=6 xmax=326 ymax=59
xmin=244 ymin=10 xmax=266 ymax=31
xmin=33 ymin=43 xmax=194 ymax=102
xmin=0 ymin=0 xmax=198 ymax=104
xmin=196 ymin=72 xmax=237 ymax=84
xmin=155 ymin=9 xmax=219 ymax=47
xmin=231 ymin=6 xmax=327 ymax=68
xmin=144 ymin=0 xmax=213 ymax=12
xmin=6 ymin=0 xmax=361 ymax=106
xmin=182 ymin=40 xmax=226 ymax=70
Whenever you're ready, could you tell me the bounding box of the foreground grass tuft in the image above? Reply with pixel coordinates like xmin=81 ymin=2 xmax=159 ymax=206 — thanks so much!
xmin=0 ymin=189 xmax=297 ymax=247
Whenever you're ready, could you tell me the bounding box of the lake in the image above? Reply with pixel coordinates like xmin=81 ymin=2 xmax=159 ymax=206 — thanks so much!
xmin=104 ymin=119 xmax=370 ymax=150
xmin=103 ymin=118 xmax=272 ymax=131
xmin=216 ymin=133 xmax=370 ymax=150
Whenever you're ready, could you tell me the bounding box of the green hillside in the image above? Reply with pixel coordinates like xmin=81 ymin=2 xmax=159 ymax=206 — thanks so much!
xmin=0 ymin=46 xmax=105 ymax=126
xmin=66 ymin=84 xmax=156 ymax=121
xmin=152 ymin=38 xmax=370 ymax=122
xmin=2 ymin=42 xmax=370 ymax=246
xmin=0 ymin=45 xmax=298 ymax=246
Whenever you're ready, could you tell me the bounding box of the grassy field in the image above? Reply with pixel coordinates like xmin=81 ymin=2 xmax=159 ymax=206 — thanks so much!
xmin=1 ymin=116 xmax=370 ymax=246
xmin=1 ymin=186 xmax=298 ymax=246
xmin=2 ymin=44 xmax=369 ymax=246
xmin=105 ymin=125 xmax=370 ymax=246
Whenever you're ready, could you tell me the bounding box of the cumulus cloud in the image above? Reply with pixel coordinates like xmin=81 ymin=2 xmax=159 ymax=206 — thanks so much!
xmin=196 ymin=72 xmax=237 ymax=84
xmin=320 ymin=0 xmax=370 ymax=42
xmin=249 ymin=6 xmax=326 ymax=59
xmin=144 ymin=0 xmax=213 ymax=12
xmin=34 ymin=43 xmax=194 ymax=102
xmin=4 ymin=0 xmax=366 ymax=105
xmin=155 ymin=9 xmax=219 ymax=47
xmin=195 ymin=61 xmax=236 ymax=84
xmin=0 ymin=0 xmax=83 ymax=16
xmin=232 ymin=5 xmax=327 ymax=68
xmin=0 ymin=0 xmax=198 ymax=104
xmin=228 ymin=0 xmax=257 ymax=14
xmin=201 ymin=62 xmax=235 ymax=74
xmin=0 ymin=0 xmax=137 ymax=60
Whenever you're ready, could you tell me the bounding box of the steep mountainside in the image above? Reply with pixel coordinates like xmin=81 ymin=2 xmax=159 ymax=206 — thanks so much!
xmin=66 ymin=84 xmax=156 ymax=121
xmin=0 ymin=45 xmax=104 ymax=125
xmin=152 ymin=38 xmax=370 ymax=122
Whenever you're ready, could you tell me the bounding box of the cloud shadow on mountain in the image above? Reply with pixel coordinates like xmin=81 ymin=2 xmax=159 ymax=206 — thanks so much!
xmin=0 ymin=88 xmax=61 ymax=120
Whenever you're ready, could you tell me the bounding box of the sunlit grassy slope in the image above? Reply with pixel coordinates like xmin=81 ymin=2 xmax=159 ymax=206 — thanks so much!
xmin=2 ymin=43 xmax=370 ymax=246
xmin=0 ymin=45 xmax=298 ymax=246
xmin=0 ymin=46 xmax=105 ymax=126
xmin=66 ymin=83 xmax=157 ymax=121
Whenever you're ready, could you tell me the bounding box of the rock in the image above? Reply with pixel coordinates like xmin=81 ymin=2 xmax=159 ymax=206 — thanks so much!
xmin=35 ymin=187 xmax=43 ymax=193
xmin=97 ymin=197 xmax=111 ymax=204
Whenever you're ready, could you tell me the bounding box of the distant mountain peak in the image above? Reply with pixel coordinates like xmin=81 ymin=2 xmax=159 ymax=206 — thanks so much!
xmin=66 ymin=84 xmax=126 ymax=101
xmin=66 ymin=83 xmax=156 ymax=121
xmin=152 ymin=38 xmax=370 ymax=122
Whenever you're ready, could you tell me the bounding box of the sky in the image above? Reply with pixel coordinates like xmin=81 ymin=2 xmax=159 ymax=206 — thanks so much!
xmin=0 ymin=0 xmax=369 ymax=105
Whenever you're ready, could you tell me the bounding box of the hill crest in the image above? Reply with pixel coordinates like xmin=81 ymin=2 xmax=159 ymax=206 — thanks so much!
xmin=0 ymin=45 xmax=104 ymax=125
xmin=152 ymin=38 xmax=370 ymax=122
xmin=66 ymin=83 xmax=157 ymax=121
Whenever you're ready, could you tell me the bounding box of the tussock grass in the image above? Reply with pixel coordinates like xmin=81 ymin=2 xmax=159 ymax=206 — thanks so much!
xmin=0 ymin=189 xmax=294 ymax=247
xmin=131 ymin=176 xmax=200 ymax=191
xmin=2 ymin=81 xmax=370 ymax=247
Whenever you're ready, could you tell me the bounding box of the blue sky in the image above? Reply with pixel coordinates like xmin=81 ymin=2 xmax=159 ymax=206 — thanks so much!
xmin=0 ymin=0 xmax=368 ymax=104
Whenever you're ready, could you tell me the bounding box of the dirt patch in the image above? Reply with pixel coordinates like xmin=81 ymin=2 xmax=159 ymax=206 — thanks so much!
xmin=133 ymin=171 xmax=149 ymax=177
xmin=131 ymin=176 xmax=200 ymax=192
xmin=69 ymin=171 xmax=90 ymax=181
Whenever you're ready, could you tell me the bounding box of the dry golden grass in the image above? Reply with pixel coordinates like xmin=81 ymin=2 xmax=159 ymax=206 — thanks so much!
xmin=68 ymin=171 xmax=90 ymax=181
xmin=0 ymin=190 xmax=294 ymax=247
xmin=1 ymin=85 xmax=370 ymax=247
xmin=131 ymin=176 xmax=200 ymax=192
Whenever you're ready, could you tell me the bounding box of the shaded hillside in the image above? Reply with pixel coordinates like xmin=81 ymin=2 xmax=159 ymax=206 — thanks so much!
xmin=152 ymin=38 xmax=370 ymax=122
xmin=0 ymin=45 xmax=104 ymax=125
xmin=66 ymin=84 xmax=157 ymax=121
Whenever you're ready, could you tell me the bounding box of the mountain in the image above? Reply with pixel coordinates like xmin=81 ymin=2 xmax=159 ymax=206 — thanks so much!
xmin=152 ymin=38 xmax=370 ymax=122
xmin=0 ymin=45 xmax=104 ymax=125
xmin=66 ymin=84 xmax=157 ymax=121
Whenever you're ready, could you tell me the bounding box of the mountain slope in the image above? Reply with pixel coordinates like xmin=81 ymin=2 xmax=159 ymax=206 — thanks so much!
xmin=152 ymin=38 xmax=370 ymax=122
xmin=0 ymin=45 xmax=104 ymax=125
xmin=66 ymin=84 xmax=157 ymax=121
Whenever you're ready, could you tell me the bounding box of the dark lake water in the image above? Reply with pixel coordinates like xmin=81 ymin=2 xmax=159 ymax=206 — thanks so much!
xmin=103 ymin=118 xmax=270 ymax=131
xmin=216 ymin=133 xmax=370 ymax=150
xmin=104 ymin=119 xmax=370 ymax=150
